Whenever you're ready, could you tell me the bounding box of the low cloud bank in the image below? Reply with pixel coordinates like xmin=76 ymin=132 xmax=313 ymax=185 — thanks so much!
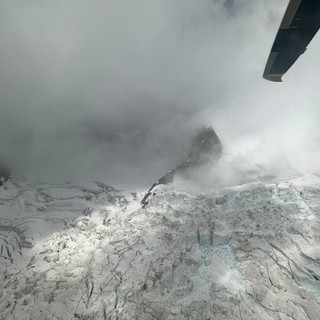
xmin=1 ymin=0 xmax=320 ymax=187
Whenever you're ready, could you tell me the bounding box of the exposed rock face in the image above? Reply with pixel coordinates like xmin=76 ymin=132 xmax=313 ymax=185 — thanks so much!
xmin=141 ymin=126 xmax=222 ymax=207
xmin=1 ymin=174 xmax=320 ymax=319
xmin=0 ymin=162 xmax=10 ymax=186
xmin=183 ymin=126 xmax=222 ymax=167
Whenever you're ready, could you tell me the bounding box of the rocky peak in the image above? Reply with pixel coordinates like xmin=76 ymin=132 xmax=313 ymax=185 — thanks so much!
xmin=141 ymin=126 xmax=222 ymax=207
xmin=0 ymin=162 xmax=10 ymax=187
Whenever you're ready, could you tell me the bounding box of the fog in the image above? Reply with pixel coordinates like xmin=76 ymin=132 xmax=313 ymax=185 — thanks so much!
xmin=1 ymin=0 xmax=320 ymax=188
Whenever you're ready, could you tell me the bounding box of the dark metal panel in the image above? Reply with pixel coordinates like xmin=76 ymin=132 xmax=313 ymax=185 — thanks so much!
xmin=263 ymin=0 xmax=320 ymax=82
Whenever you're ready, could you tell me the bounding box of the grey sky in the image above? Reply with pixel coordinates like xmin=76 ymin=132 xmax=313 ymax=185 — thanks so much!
xmin=1 ymin=0 xmax=320 ymax=187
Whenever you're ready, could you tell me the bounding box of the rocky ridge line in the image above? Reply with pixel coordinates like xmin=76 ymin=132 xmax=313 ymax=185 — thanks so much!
xmin=141 ymin=126 xmax=222 ymax=207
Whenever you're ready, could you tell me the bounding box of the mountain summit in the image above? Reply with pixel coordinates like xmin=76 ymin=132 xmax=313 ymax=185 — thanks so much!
xmin=141 ymin=126 xmax=222 ymax=207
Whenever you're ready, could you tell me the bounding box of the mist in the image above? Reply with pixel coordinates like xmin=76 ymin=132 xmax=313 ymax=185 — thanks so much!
xmin=1 ymin=0 xmax=320 ymax=188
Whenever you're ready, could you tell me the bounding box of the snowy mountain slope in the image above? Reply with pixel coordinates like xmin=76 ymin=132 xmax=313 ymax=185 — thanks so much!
xmin=1 ymin=174 xmax=320 ymax=319
xmin=0 ymin=179 xmax=128 ymax=273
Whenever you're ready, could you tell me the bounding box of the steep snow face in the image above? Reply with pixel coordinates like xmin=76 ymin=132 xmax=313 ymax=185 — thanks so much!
xmin=1 ymin=174 xmax=320 ymax=319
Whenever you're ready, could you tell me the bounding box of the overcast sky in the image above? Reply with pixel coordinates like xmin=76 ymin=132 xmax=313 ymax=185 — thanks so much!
xmin=1 ymin=0 xmax=320 ymax=187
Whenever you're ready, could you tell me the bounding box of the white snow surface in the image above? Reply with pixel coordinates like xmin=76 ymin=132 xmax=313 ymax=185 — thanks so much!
xmin=1 ymin=172 xmax=320 ymax=319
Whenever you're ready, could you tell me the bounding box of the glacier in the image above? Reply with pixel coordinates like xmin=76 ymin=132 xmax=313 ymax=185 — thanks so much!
xmin=1 ymin=172 xmax=320 ymax=319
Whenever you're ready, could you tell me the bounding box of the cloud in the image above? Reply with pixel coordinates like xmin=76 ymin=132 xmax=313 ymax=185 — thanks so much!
xmin=1 ymin=0 xmax=320 ymax=187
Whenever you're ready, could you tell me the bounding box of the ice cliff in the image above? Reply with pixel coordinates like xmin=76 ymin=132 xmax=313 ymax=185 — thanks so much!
xmin=1 ymin=171 xmax=320 ymax=319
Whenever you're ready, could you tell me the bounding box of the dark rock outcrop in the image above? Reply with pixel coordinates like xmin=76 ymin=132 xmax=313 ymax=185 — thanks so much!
xmin=0 ymin=162 xmax=10 ymax=187
xmin=141 ymin=127 xmax=222 ymax=207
